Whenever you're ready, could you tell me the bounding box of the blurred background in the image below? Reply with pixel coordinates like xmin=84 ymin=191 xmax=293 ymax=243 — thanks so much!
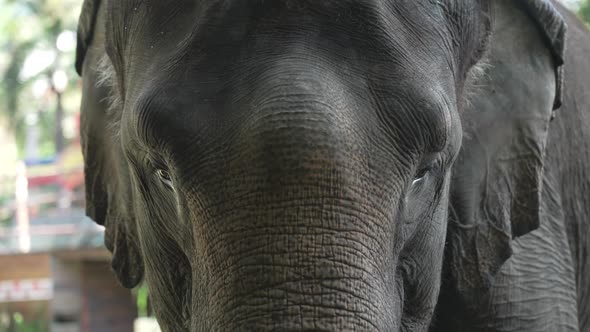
xmin=0 ymin=0 xmax=587 ymax=331
xmin=0 ymin=0 xmax=154 ymax=331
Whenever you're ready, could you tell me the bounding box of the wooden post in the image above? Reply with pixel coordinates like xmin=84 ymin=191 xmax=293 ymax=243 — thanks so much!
xmin=15 ymin=161 xmax=30 ymax=253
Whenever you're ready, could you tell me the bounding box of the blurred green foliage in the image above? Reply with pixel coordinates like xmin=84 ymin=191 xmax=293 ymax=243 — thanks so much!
xmin=0 ymin=0 xmax=82 ymax=162
xmin=580 ymin=0 xmax=590 ymax=25
xmin=136 ymin=284 xmax=150 ymax=317
xmin=11 ymin=311 xmax=45 ymax=332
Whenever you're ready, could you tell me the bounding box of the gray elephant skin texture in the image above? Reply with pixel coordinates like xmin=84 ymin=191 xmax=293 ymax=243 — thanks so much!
xmin=75 ymin=0 xmax=589 ymax=331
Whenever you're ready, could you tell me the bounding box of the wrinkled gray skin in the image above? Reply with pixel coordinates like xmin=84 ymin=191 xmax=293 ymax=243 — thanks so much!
xmin=433 ymin=2 xmax=590 ymax=332
xmin=75 ymin=0 xmax=589 ymax=331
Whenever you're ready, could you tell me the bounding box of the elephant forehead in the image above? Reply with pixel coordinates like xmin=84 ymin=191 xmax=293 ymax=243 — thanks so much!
xmin=105 ymin=0 xmax=457 ymax=77
xmin=107 ymin=0 xmax=465 ymax=159
xmin=119 ymin=48 xmax=454 ymax=166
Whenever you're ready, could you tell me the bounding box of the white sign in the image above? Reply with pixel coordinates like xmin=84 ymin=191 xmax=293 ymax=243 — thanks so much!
xmin=0 ymin=278 xmax=52 ymax=302
xmin=135 ymin=318 xmax=161 ymax=332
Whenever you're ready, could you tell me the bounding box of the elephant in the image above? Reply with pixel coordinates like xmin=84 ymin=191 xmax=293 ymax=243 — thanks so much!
xmin=74 ymin=0 xmax=589 ymax=331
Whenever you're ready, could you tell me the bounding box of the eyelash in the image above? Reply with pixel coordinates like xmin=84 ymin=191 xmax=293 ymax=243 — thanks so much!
xmin=414 ymin=167 xmax=430 ymax=180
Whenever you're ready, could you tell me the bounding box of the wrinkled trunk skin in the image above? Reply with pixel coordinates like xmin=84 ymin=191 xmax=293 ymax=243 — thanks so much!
xmin=187 ymin=147 xmax=401 ymax=330
xmin=191 ymin=208 xmax=400 ymax=331
xmin=188 ymin=189 xmax=401 ymax=330
xmin=181 ymin=65 xmax=407 ymax=331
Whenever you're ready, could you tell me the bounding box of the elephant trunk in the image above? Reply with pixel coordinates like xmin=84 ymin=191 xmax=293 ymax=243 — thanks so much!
xmin=202 ymin=213 xmax=399 ymax=331
xmin=183 ymin=69 xmax=404 ymax=331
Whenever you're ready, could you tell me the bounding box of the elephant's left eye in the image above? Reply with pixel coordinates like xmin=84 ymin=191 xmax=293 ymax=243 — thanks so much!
xmin=156 ymin=169 xmax=174 ymax=188
xmin=412 ymin=167 xmax=429 ymax=186
xmin=411 ymin=153 xmax=443 ymax=188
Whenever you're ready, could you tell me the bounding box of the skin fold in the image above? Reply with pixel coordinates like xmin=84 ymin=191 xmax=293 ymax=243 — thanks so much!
xmin=432 ymin=2 xmax=590 ymax=332
xmin=75 ymin=0 xmax=588 ymax=331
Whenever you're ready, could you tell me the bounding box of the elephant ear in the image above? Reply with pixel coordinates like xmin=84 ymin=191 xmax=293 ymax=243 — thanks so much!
xmin=447 ymin=0 xmax=566 ymax=307
xmin=76 ymin=0 xmax=144 ymax=288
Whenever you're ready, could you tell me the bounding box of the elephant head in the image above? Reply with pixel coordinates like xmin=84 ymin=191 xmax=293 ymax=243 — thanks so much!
xmin=75 ymin=0 xmax=565 ymax=330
